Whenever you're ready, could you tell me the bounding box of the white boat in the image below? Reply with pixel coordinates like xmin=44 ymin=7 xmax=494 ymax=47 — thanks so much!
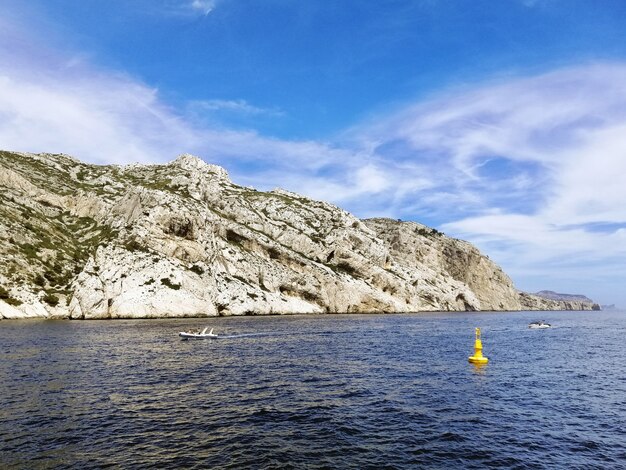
xmin=179 ymin=327 xmax=218 ymax=339
xmin=528 ymin=320 xmax=551 ymax=329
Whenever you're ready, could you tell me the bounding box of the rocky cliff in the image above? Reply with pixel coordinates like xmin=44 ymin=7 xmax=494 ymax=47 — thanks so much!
xmin=527 ymin=290 xmax=600 ymax=310
xmin=0 ymin=151 xmax=597 ymax=319
xmin=518 ymin=292 xmax=599 ymax=311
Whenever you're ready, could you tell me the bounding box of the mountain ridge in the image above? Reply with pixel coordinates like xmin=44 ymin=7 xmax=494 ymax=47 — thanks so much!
xmin=0 ymin=150 xmax=598 ymax=319
xmin=534 ymin=290 xmax=594 ymax=303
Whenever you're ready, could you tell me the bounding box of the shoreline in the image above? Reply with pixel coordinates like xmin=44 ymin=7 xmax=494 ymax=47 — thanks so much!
xmin=0 ymin=306 xmax=603 ymax=321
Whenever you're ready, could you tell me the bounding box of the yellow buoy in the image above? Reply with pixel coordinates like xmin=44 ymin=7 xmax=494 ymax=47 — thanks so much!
xmin=468 ymin=327 xmax=489 ymax=364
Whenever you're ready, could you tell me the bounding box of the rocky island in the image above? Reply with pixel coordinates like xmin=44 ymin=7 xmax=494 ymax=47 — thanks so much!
xmin=0 ymin=151 xmax=599 ymax=319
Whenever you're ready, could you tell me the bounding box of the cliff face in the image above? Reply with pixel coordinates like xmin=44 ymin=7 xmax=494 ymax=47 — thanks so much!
xmin=0 ymin=151 xmax=596 ymax=319
xmin=533 ymin=290 xmax=597 ymax=304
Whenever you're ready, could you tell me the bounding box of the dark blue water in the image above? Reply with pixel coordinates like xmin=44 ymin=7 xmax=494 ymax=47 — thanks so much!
xmin=1 ymin=310 xmax=625 ymax=469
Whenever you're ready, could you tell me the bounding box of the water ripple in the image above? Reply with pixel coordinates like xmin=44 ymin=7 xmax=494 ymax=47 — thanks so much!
xmin=1 ymin=311 xmax=625 ymax=468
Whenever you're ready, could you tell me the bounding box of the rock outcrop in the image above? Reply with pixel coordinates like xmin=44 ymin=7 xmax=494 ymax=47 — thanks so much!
xmin=521 ymin=291 xmax=600 ymax=311
xmin=0 ymin=151 xmax=597 ymax=319
xmin=519 ymin=292 xmax=599 ymax=311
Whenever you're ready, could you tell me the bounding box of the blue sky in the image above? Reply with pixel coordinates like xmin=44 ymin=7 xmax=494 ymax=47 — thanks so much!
xmin=2 ymin=0 xmax=626 ymax=306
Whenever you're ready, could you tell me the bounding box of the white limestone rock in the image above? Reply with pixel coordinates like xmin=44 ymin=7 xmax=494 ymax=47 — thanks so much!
xmin=0 ymin=300 xmax=27 ymax=319
xmin=0 ymin=150 xmax=597 ymax=319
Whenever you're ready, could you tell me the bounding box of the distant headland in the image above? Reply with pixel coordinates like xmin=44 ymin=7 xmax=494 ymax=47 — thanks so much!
xmin=0 ymin=151 xmax=599 ymax=319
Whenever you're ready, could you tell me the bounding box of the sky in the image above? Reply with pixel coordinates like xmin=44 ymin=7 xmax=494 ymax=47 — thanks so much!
xmin=1 ymin=0 xmax=626 ymax=306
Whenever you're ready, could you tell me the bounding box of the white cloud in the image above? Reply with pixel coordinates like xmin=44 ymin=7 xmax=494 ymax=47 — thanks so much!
xmin=188 ymin=99 xmax=284 ymax=117
xmin=0 ymin=12 xmax=346 ymax=168
xmin=151 ymin=0 xmax=219 ymax=18
xmin=190 ymin=0 xmax=217 ymax=16
xmin=351 ymin=64 xmax=626 ymax=225
xmin=350 ymin=63 xmax=626 ymax=302
xmin=0 ymin=68 xmax=355 ymax=170
xmin=0 ymin=73 xmax=198 ymax=164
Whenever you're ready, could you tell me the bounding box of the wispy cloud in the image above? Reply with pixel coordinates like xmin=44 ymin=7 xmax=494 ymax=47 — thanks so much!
xmin=348 ymin=63 xmax=626 ymax=300
xmin=0 ymin=9 xmax=334 ymax=167
xmin=351 ymin=64 xmax=626 ymax=221
xmin=0 ymin=71 xmax=196 ymax=164
xmin=1 ymin=7 xmax=625 ymax=302
xmin=190 ymin=0 xmax=217 ymax=16
xmin=153 ymin=0 xmax=219 ymax=18
xmin=188 ymin=99 xmax=284 ymax=117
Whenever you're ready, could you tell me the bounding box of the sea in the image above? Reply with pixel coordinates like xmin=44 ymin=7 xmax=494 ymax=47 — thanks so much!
xmin=1 ymin=310 xmax=625 ymax=469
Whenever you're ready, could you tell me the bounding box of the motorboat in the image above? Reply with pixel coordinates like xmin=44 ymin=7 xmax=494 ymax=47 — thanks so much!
xmin=528 ymin=320 xmax=551 ymax=329
xmin=179 ymin=327 xmax=218 ymax=339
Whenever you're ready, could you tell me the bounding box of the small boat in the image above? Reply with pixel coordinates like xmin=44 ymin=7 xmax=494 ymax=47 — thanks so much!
xmin=528 ymin=320 xmax=551 ymax=329
xmin=179 ymin=327 xmax=218 ymax=339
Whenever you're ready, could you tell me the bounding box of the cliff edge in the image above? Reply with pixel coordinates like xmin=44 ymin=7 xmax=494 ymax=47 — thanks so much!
xmin=0 ymin=151 xmax=597 ymax=319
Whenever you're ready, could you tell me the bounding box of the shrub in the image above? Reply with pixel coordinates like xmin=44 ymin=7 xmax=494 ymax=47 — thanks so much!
xmin=44 ymin=270 xmax=58 ymax=285
xmin=124 ymin=238 xmax=149 ymax=253
xmin=43 ymin=293 xmax=60 ymax=307
xmin=416 ymin=227 xmax=444 ymax=237
xmin=34 ymin=274 xmax=46 ymax=287
xmin=0 ymin=286 xmax=9 ymax=299
xmin=20 ymin=243 xmax=38 ymax=259
xmin=0 ymin=287 xmax=23 ymax=307
xmin=190 ymin=264 xmax=204 ymax=275
xmin=0 ymin=286 xmax=22 ymax=307
xmin=161 ymin=278 xmax=181 ymax=290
